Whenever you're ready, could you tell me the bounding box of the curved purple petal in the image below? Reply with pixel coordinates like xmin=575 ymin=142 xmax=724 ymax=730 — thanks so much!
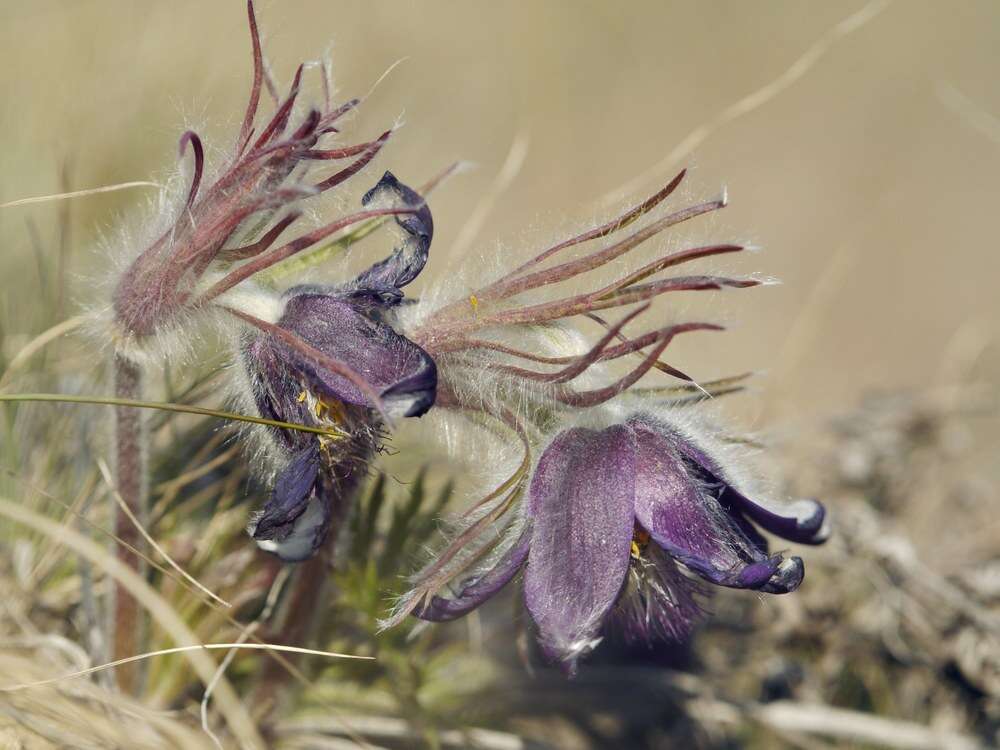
xmin=277 ymin=289 xmax=437 ymax=417
xmin=249 ymin=444 xmax=328 ymax=562
xmin=243 ymin=336 xmax=319 ymax=448
xmin=761 ymin=556 xmax=804 ymax=594
xmin=641 ymin=418 xmax=827 ymax=545
xmin=524 ymin=425 xmax=636 ymax=672
xmin=353 ymin=172 xmax=433 ymax=296
xmin=413 ymin=525 xmax=532 ymax=622
xmin=719 ymin=485 xmax=827 ymax=546
xmin=629 ymin=422 xmax=789 ymax=591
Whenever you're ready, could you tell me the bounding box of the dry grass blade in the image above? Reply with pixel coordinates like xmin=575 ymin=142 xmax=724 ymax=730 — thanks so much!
xmin=0 ymin=315 xmax=87 ymax=391
xmin=0 ymin=181 xmax=161 ymax=209
xmin=1 ymin=643 xmax=371 ymax=692
xmin=0 ymin=392 xmax=346 ymax=438
xmin=0 ymin=496 xmax=266 ymax=749
xmin=95 ymin=458 xmax=233 ymax=609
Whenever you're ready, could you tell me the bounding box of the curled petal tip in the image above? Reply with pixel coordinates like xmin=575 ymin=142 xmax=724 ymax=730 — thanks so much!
xmin=789 ymin=498 xmax=827 ymax=538
xmin=810 ymin=511 xmax=832 ymax=545
xmin=734 ymin=558 xmax=783 ymax=589
xmin=762 ymin=556 xmax=805 ymax=594
xmin=253 ymin=495 xmax=328 ymax=562
xmin=553 ymin=636 xmax=602 ymax=677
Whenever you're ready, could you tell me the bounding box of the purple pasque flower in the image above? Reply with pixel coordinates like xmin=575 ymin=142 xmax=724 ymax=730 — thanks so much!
xmin=376 ymin=168 xmax=827 ymax=672
xmin=111 ymin=0 xmax=412 ymax=346
xmin=410 ymin=414 xmax=826 ymax=673
xmin=241 ymin=173 xmax=437 ymax=561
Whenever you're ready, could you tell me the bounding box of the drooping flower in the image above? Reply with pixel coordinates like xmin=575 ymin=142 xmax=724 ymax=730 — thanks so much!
xmin=101 ymin=0 xmax=442 ymax=562
xmin=407 ymin=414 xmax=826 ymax=673
xmin=239 ymin=172 xmax=437 ymax=561
xmin=371 ymin=167 xmax=828 ymax=672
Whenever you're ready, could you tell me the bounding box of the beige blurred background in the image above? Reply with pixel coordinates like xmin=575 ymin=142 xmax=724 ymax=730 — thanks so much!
xmin=2 ymin=0 xmax=999 ymax=429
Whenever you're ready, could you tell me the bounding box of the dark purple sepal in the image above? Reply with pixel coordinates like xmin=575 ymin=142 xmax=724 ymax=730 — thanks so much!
xmin=524 ymin=426 xmax=636 ymax=672
xmin=353 ymin=172 xmax=433 ymax=296
xmin=413 ymin=525 xmax=532 ymax=621
xmin=243 ymin=336 xmax=321 ymax=449
xmin=380 ymin=355 xmax=438 ymax=418
xmin=277 ymin=290 xmax=437 ymax=416
xmin=637 ymin=417 xmax=828 ymax=546
xmin=718 ymin=484 xmax=828 ymax=546
xmin=629 ymin=422 xmax=785 ymax=591
xmin=250 ymin=443 xmax=320 ymax=542
xmin=761 ymin=556 xmax=805 ymax=594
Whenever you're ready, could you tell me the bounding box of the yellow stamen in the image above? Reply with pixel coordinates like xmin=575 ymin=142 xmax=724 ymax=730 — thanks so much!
xmin=315 ymin=395 xmax=347 ymax=426
xmin=296 ymin=390 xmax=308 ymax=403
xmin=630 ymin=527 xmax=651 ymax=560
xmin=469 ymin=294 xmax=479 ymax=313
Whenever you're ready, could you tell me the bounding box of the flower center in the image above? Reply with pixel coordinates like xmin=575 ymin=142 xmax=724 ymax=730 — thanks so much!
xmin=630 ymin=525 xmax=651 ymax=560
xmin=297 ymin=388 xmax=350 ymax=445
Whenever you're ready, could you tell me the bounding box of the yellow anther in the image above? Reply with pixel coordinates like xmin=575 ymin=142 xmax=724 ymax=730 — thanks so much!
xmin=314 ymin=395 xmax=347 ymax=426
xmin=296 ymin=390 xmax=308 ymax=403
xmin=469 ymin=294 xmax=479 ymax=313
xmin=630 ymin=527 xmax=650 ymax=560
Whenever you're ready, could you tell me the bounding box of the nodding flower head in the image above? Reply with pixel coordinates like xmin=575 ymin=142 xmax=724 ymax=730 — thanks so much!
xmin=110 ymin=0 xmax=414 ymax=350
xmin=239 ymin=182 xmax=436 ymax=561
xmin=407 ymin=414 xmax=826 ymax=674
xmin=376 ymin=168 xmax=826 ymax=673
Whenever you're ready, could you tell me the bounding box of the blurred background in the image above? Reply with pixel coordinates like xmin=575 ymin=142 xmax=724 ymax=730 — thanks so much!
xmin=1 ymin=1 xmax=999 ymax=748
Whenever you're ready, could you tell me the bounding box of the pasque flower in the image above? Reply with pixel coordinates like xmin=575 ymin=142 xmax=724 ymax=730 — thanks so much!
xmin=240 ymin=173 xmax=438 ymax=561
xmin=409 ymin=414 xmax=826 ymax=672
xmin=103 ymin=0 xmax=441 ymax=562
xmin=102 ymin=2 xmax=827 ymax=672
xmin=374 ymin=168 xmax=829 ymax=672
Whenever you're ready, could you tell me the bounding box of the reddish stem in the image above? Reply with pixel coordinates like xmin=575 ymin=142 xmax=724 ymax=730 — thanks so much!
xmin=111 ymin=354 xmax=148 ymax=693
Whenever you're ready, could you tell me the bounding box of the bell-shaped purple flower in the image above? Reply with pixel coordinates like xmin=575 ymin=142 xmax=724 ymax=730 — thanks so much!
xmin=412 ymin=414 xmax=826 ymax=673
xmin=242 ymin=173 xmax=437 ymax=561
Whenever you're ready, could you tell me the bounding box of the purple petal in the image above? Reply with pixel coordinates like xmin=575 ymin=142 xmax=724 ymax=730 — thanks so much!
xmin=413 ymin=525 xmax=532 ymax=621
xmin=663 ymin=426 xmax=827 ymax=545
xmin=720 ymin=486 xmax=828 ymax=545
xmin=762 ymin=557 xmax=805 ymax=594
xmin=353 ymin=172 xmax=433 ymax=295
xmin=243 ymin=337 xmax=319 ymax=447
xmin=629 ymin=422 xmax=786 ymax=590
xmin=249 ymin=444 xmax=328 ymax=562
xmin=277 ymin=289 xmax=437 ymax=417
xmin=524 ymin=426 xmax=636 ymax=672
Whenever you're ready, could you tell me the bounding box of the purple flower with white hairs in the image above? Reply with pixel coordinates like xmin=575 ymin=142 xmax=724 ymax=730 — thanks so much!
xmin=371 ymin=167 xmax=828 ymax=672
xmin=409 ymin=415 xmax=826 ymax=673
xmin=240 ymin=174 xmax=437 ymax=561
xmin=91 ymin=0 xmax=826 ymax=677
xmin=101 ymin=0 xmax=444 ymax=563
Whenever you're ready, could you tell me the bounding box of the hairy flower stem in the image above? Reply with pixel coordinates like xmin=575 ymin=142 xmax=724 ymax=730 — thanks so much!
xmin=110 ymin=354 xmax=148 ymax=693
